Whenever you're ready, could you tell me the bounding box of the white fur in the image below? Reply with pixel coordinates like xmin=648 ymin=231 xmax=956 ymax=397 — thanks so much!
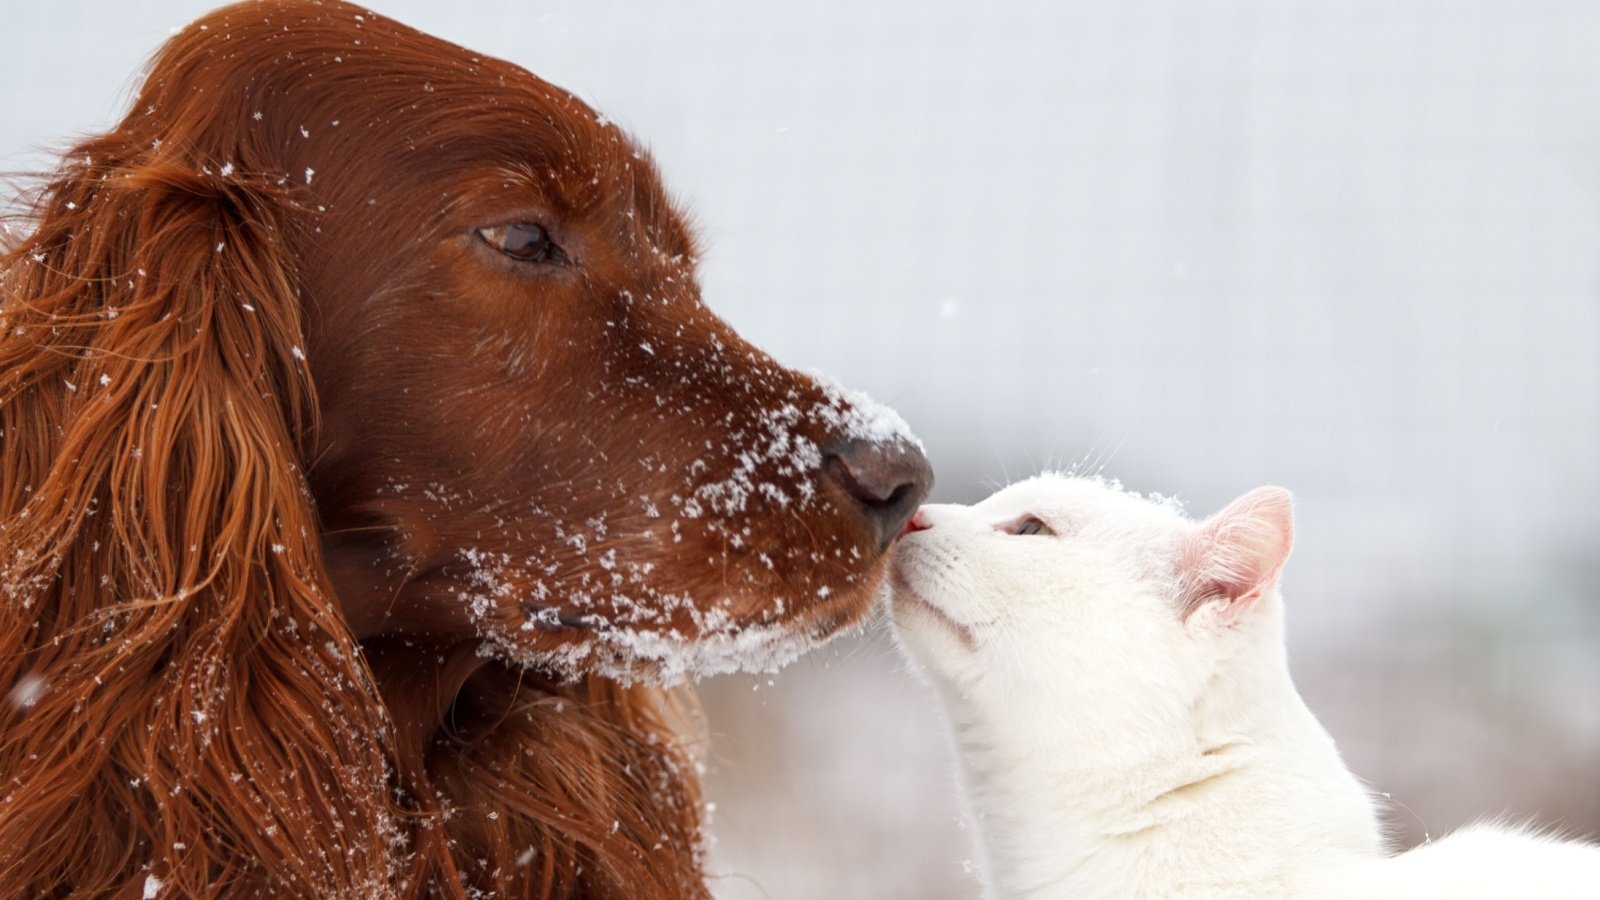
xmin=888 ymin=474 xmax=1600 ymax=899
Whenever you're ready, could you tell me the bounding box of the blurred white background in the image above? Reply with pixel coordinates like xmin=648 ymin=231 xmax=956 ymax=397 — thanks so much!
xmin=5 ymin=2 xmax=1598 ymax=897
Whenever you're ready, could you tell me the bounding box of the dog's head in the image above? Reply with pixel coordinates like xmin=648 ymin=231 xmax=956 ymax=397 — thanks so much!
xmin=103 ymin=0 xmax=931 ymax=681
xmin=0 ymin=2 xmax=929 ymax=891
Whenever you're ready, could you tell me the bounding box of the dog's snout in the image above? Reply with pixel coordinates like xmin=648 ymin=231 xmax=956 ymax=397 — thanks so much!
xmin=824 ymin=439 xmax=934 ymax=551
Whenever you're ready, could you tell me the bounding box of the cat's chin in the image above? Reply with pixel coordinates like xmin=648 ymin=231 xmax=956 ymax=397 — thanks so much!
xmin=887 ymin=565 xmax=979 ymax=664
xmin=890 ymin=592 xmax=976 ymax=650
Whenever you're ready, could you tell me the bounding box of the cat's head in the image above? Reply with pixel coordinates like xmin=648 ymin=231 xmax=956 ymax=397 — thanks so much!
xmin=887 ymin=474 xmax=1293 ymax=752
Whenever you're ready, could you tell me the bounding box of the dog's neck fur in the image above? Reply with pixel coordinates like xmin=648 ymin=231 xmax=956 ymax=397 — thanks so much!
xmin=940 ymin=601 xmax=1379 ymax=898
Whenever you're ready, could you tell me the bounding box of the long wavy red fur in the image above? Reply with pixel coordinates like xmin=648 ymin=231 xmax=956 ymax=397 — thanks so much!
xmin=0 ymin=5 xmax=708 ymax=897
xmin=1 ymin=1 xmax=935 ymax=894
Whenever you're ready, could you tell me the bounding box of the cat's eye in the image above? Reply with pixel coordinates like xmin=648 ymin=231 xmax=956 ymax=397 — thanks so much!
xmin=1012 ymin=516 xmax=1054 ymax=537
xmin=477 ymin=222 xmax=568 ymax=265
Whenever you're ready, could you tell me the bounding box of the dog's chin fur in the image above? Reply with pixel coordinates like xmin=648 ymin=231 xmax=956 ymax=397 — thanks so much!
xmin=889 ymin=474 xmax=1600 ymax=899
xmin=484 ymin=564 xmax=888 ymax=687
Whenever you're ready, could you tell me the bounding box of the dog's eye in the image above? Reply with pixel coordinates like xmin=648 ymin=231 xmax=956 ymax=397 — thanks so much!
xmin=1012 ymin=517 xmax=1054 ymax=537
xmin=478 ymin=222 xmax=567 ymax=265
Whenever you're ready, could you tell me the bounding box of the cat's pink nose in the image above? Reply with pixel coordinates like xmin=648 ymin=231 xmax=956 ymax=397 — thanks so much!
xmin=899 ymin=509 xmax=932 ymax=538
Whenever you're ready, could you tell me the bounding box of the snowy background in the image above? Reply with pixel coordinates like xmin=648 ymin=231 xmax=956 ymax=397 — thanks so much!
xmin=5 ymin=1 xmax=1599 ymax=897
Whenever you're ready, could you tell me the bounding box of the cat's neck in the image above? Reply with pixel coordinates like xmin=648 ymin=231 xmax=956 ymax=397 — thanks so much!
xmin=945 ymin=615 xmax=1382 ymax=898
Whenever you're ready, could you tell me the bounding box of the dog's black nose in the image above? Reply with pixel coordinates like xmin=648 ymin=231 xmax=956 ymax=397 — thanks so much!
xmin=824 ymin=439 xmax=934 ymax=551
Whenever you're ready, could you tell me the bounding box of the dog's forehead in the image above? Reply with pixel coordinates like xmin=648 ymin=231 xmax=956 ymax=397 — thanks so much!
xmin=177 ymin=1 xmax=697 ymax=256
xmin=189 ymin=2 xmax=628 ymax=171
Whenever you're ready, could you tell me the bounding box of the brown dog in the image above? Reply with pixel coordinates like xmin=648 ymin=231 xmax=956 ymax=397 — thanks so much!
xmin=0 ymin=2 xmax=930 ymax=896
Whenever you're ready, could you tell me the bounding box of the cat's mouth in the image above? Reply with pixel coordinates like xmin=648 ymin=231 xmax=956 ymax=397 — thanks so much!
xmin=888 ymin=566 xmax=977 ymax=652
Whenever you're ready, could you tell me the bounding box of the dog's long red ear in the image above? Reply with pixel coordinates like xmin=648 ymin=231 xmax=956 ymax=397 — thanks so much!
xmin=1178 ymin=487 xmax=1294 ymax=625
xmin=0 ymin=149 xmax=399 ymax=895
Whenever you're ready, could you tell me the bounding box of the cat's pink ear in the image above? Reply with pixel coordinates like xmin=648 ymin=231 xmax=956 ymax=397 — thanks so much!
xmin=1179 ymin=487 xmax=1294 ymax=624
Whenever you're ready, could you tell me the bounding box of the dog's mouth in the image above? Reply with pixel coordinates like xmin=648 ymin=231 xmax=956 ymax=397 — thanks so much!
xmin=403 ymin=371 xmax=928 ymax=685
xmin=474 ymin=558 xmax=888 ymax=685
xmin=516 ymin=595 xmax=865 ymax=642
xmin=522 ymin=606 xmax=600 ymax=631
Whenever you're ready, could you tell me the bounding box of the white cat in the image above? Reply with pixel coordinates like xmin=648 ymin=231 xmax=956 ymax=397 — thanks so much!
xmin=888 ymin=474 xmax=1600 ymax=899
